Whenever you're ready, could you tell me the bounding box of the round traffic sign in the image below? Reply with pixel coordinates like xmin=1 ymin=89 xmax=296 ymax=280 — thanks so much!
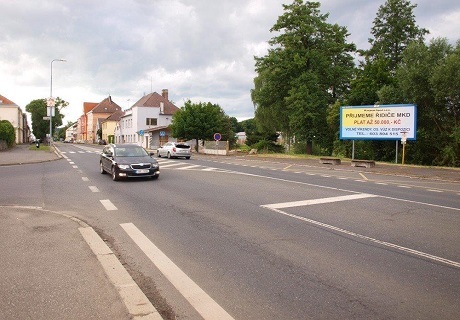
xmin=213 ymin=133 xmax=221 ymax=141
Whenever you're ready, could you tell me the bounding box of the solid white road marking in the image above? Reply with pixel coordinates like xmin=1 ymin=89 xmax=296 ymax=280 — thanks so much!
xmin=159 ymin=163 xmax=185 ymax=168
xmin=359 ymin=173 xmax=368 ymax=180
xmin=120 ymin=223 xmax=234 ymax=320
xmin=82 ymin=177 xmax=89 ymax=181
xmin=79 ymin=226 xmax=162 ymax=319
xmin=177 ymin=165 xmax=202 ymax=170
xmin=100 ymin=199 xmax=117 ymax=211
xmin=262 ymin=193 xmax=377 ymax=210
xmin=88 ymin=186 xmax=99 ymax=193
xmin=261 ymin=195 xmax=460 ymax=269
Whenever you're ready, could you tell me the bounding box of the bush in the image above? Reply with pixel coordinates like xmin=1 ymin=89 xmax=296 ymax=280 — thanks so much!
xmin=251 ymin=140 xmax=284 ymax=153
xmin=0 ymin=120 xmax=15 ymax=147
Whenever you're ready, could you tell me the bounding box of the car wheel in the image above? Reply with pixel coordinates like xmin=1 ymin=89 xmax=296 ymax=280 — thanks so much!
xmin=185 ymin=156 xmax=190 ymax=160
xmin=157 ymin=151 xmax=161 ymax=158
xmin=111 ymin=167 xmax=119 ymax=181
xmin=152 ymin=175 xmax=159 ymax=180
xmin=167 ymin=152 xmax=172 ymax=159
xmin=100 ymin=162 xmax=106 ymax=174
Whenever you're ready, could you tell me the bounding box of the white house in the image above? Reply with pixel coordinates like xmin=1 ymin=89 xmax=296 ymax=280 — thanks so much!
xmin=0 ymin=94 xmax=30 ymax=144
xmin=65 ymin=122 xmax=78 ymax=142
xmin=114 ymin=89 xmax=180 ymax=149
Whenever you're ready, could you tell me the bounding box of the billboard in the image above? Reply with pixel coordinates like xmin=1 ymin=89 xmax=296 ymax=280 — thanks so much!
xmin=340 ymin=104 xmax=417 ymax=140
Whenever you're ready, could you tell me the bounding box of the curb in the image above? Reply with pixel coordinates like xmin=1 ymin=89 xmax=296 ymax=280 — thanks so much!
xmin=1 ymin=205 xmax=162 ymax=320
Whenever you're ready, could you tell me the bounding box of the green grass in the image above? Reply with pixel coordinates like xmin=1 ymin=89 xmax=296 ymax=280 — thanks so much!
xmin=29 ymin=144 xmax=51 ymax=151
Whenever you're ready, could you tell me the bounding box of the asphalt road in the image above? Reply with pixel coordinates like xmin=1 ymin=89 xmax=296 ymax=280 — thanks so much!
xmin=2 ymin=143 xmax=459 ymax=319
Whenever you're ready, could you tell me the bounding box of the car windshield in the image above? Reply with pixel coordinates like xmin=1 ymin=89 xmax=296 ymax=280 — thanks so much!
xmin=115 ymin=146 xmax=148 ymax=157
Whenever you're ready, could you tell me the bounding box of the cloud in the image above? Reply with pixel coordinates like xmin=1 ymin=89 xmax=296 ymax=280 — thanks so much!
xmin=1 ymin=0 xmax=459 ymax=124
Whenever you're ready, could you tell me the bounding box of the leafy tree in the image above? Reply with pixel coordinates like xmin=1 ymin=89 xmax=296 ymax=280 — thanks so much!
xmin=396 ymin=38 xmax=459 ymax=166
xmin=26 ymin=97 xmax=68 ymax=141
xmin=0 ymin=120 xmax=15 ymax=147
xmin=252 ymin=0 xmax=355 ymax=154
xmin=239 ymin=118 xmax=256 ymax=135
xmin=349 ymin=0 xmax=428 ymax=107
xmin=368 ymin=0 xmax=428 ymax=71
xmin=170 ymin=100 xmax=232 ymax=151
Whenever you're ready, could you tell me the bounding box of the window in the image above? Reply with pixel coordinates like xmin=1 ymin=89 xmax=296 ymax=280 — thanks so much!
xmin=146 ymin=118 xmax=157 ymax=126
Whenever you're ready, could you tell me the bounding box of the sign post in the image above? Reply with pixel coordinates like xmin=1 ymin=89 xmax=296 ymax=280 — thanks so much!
xmin=213 ymin=133 xmax=221 ymax=147
xmin=47 ymin=97 xmax=55 ymax=145
xmin=340 ymin=104 xmax=417 ymax=163
xmin=401 ymin=131 xmax=407 ymax=165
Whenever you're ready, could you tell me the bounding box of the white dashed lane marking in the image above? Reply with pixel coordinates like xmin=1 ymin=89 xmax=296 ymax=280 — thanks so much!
xmin=100 ymin=199 xmax=117 ymax=211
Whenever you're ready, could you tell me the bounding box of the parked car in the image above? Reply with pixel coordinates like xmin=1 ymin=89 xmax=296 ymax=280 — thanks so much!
xmin=100 ymin=144 xmax=160 ymax=181
xmin=157 ymin=142 xmax=191 ymax=159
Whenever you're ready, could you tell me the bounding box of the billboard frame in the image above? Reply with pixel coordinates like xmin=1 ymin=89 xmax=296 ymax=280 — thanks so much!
xmin=340 ymin=104 xmax=417 ymax=141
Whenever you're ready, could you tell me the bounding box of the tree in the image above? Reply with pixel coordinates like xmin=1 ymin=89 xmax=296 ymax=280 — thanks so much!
xmin=252 ymin=0 xmax=356 ymax=154
xmin=396 ymin=38 xmax=459 ymax=166
xmin=368 ymin=0 xmax=428 ymax=71
xmin=170 ymin=100 xmax=232 ymax=151
xmin=0 ymin=120 xmax=15 ymax=147
xmin=26 ymin=97 xmax=68 ymax=141
xmin=349 ymin=0 xmax=428 ymax=107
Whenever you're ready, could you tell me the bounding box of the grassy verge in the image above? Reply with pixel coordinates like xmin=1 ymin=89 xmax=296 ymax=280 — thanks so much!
xmin=29 ymin=144 xmax=51 ymax=151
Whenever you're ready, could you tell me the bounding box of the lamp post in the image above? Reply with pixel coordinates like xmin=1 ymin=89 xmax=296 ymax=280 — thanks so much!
xmin=49 ymin=59 xmax=66 ymax=145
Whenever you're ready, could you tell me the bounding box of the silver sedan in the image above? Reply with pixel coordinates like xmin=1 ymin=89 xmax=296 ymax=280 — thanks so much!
xmin=157 ymin=142 xmax=191 ymax=159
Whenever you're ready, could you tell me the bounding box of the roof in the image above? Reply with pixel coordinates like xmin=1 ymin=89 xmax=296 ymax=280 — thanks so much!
xmin=132 ymin=92 xmax=179 ymax=115
xmin=83 ymin=102 xmax=98 ymax=114
xmin=0 ymin=94 xmax=18 ymax=106
xmin=86 ymin=96 xmax=121 ymax=114
xmin=103 ymin=109 xmax=124 ymax=122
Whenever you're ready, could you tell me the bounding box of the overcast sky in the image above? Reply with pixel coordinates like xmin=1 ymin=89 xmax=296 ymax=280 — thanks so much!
xmin=1 ymin=0 xmax=459 ymax=124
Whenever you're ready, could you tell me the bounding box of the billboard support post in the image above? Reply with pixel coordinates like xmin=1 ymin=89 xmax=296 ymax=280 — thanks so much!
xmin=340 ymin=104 xmax=417 ymax=162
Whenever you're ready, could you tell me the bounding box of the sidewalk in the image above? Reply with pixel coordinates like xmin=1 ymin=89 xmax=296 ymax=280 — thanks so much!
xmin=0 ymin=143 xmax=61 ymax=165
xmin=0 ymin=144 xmax=162 ymax=320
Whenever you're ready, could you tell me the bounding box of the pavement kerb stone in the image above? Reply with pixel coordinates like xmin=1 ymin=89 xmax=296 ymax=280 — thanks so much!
xmin=1 ymin=205 xmax=162 ymax=320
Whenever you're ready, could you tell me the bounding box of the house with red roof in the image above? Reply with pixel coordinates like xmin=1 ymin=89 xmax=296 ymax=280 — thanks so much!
xmin=76 ymin=97 xmax=121 ymax=143
xmin=114 ymin=89 xmax=180 ymax=149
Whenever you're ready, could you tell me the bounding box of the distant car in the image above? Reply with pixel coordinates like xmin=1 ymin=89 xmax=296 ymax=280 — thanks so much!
xmin=98 ymin=139 xmax=107 ymax=145
xmin=157 ymin=142 xmax=191 ymax=159
xmin=100 ymin=144 xmax=160 ymax=181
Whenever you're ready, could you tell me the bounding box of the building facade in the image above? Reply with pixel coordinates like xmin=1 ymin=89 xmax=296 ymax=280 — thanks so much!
xmin=114 ymin=89 xmax=180 ymax=149
xmin=0 ymin=94 xmax=30 ymax=144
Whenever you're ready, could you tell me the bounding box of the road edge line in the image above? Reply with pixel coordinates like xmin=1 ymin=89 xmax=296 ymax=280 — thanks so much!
xmin=79 ymin=226 xmax=162 ymax=320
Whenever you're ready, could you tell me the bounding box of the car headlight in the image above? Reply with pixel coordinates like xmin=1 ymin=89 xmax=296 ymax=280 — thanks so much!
xmin=151 ymin=163 xmax=158 ymax=169
xmin=118 ymin=164 xmax=130 ymax=170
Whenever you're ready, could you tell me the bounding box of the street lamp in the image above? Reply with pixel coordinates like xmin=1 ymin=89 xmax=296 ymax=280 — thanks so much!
xmin=48 ymin=58 xmax=66 ymax=145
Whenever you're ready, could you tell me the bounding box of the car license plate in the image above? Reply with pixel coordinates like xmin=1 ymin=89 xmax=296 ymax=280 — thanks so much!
xmin=136 ymin=169 xmax=149 ymax=174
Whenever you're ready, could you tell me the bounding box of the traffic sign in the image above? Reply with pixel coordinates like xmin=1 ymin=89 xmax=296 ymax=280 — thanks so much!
xmin=139 ymin=129 xmax=144 ymax=135
xmin=214 ymin=133 xmax=221 ymax=141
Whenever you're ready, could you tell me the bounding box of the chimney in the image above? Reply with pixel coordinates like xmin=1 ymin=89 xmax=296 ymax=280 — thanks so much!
xmin=162 ymin=89 xmax=169 ymax=101
xmin=108 ymin=95 xmax=112 ymax=104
